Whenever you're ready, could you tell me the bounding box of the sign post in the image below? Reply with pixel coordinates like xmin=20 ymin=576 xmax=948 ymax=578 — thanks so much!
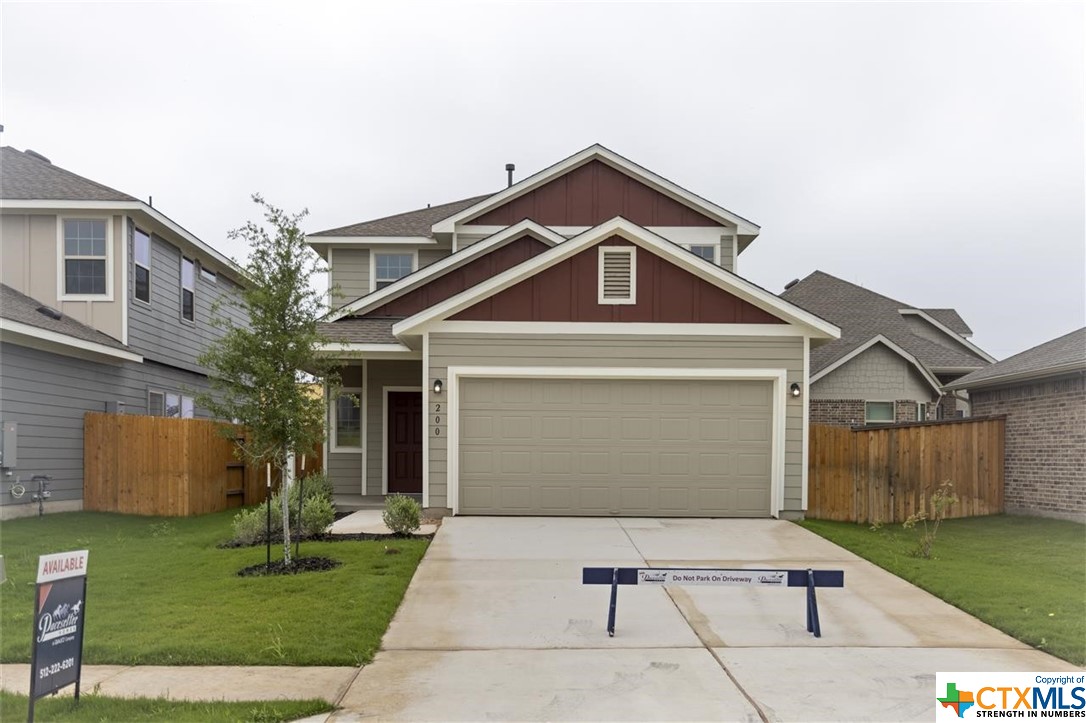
xmin=28 ymin=550 xmax=89 ymax=722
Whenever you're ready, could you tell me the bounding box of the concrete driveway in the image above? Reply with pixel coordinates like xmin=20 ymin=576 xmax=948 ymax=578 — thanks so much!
xmin=332 ymin=517 xmax=1077 ymax=722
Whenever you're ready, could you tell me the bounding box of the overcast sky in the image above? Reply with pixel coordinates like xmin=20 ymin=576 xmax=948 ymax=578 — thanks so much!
xmin=3 ymin=1 xmax=1082 ymax=358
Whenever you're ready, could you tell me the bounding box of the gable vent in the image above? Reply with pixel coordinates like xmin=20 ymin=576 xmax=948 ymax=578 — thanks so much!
xmin=597 ymin=246 xmax=636 ymax=305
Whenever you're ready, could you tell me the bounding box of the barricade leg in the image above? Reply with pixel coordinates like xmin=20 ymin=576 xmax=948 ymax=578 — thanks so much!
xmin=806 ymin=568 xmax=822 ymax=638
xmin=607 ymin=568 xmax=619 ymax=637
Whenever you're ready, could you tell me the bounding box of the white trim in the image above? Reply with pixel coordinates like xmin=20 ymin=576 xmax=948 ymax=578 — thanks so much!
xmin=307 ymin=236 xmax=437 ymax=245
xmin=730 ymin=231 xmax=738 ymax=272
xmin=942 ymin=361 xmax=1086 ymax=392
xmin=316 ymin=342 xmax=420 ymax=359
xmin=864 ymin=400 xmax=896 ymax=425
xmin=898 ymin=309 xmax=996 ymax=363
xmin=381 ymin=385 xmax=423 ymax=496
xmin=0 ymin=318 xmax=143 ymax=363
xmin=370 ymin=248 xmax=418 ymax=294
xmin=444 ymin=366 xmax=787 ymax=517
xmin=801 ymin=334 xmax=810 ymax=512
xmin=7 ymin=199 xmax=243 ymax=281
xmin=431 ymin=144 xmax=761 ymax=236
xmin=329 ymin=386 xmax=364 ymax=453
xmin=422 ymin=333 xmax=430 ymax=508
xmin=361 ymin=359 xmax=369 ymax=494
xmin=322 ymin=379 xmax=330 ymax=478
xmin=179 ymin=255 xmax=196 ymax=324
xmin=810 ymin=335 xmax=944 ymax=395
xmin=56 ymin=214 xmax=114 ymax=301
xmin=685 ymin=242 xmax=718 ymax=265
xmin=395 ymin=218 xmax=840 ymax=339
xmin=327 ymin=220 xmax=564 ymax=321
xmin=427 ymin=321 xmax=809 ymax=337
xmin=597 ymin=246 xmax=637 ymax=305
xmin=325 ymin=247 xmax=334 ymax=312
xmin=120 ymin=216 xmax=129 ymax=345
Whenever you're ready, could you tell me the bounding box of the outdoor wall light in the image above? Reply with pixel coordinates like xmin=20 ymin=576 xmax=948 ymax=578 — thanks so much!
xmin=433 ymin=379 xmax=443 ymax=395
xmin=789 ymin=382 xmax=802 ymax=398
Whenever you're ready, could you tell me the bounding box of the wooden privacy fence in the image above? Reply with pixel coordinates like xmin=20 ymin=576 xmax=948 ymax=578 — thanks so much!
xmin=84 ymin=412 xmax=323 ymax=517
xmin=807 ymin=416 xmax=1005 ymax=523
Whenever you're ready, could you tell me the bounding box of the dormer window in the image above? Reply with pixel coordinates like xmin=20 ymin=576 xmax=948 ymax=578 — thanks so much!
xmin=374 ymin=252 xmax=414 ymax=291
xmin=689 ymin=245 xmax=716 ymax=263
xmin=597 ymin=246 xmax=636 ymax=305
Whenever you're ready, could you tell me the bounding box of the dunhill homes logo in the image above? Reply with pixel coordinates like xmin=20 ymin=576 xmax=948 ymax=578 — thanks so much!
xmin=937 ymin=674 xmax=1086 ymax=719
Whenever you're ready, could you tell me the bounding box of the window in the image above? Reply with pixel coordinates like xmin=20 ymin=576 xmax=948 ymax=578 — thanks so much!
xmin=181 ymin=257 xmax=195 ymax=321
xmin=62 ymin=219 xmax=108 ymax=295
xmin=134 ymin=228 xmax=151 ymax=303
xmin=865 ymin=401 xmax=895 ymax=424
xmin=149 ymin=390 xmax=165 ymax=416
xmin=199 ymin=264 xmax=217 ymax=284
xmin=597 ymin=246 xmax=636 ymax=305
xmin=374 ymin=253 xmax=413 ymax=290
xmin=333 ymin=389 xmax=362 ymax=449
xmin=181 ymin=396 xmax=195 ymax=419
xmin=917 ymin=402 xmax=928 ymax=422
xmin=689 ymin=245 xmax=716 ymax=263
xmin=148 ymin=389 xmax=193 ymax=418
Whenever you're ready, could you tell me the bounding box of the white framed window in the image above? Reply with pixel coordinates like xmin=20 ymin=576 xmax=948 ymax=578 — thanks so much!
xmin=180 ymin=257 xmax=195 ymax=322
xmin=181 ymin=396 xmax=195 ymax=419
xmin=865 ymin=401 xmax=895 ymax=425
xmin=149 ymin=390 xmax=165 ymax=417
xmin=331 ymin=388 xmax=362 ymax=451
xmin=373 ymin=252 xmax=415 ymax=291
xmin=917 ymin=402 xmax=928 ymax=422
xmin=59 ymin=217 xmax=112 ymax=299
xmin=148 ymin=389 xmax=193 ymax=418
xmin=134 ymin=227 xmax=151 ymax=304
xmin=199 ymin=264 xmax=217 ymax=284
xmin=597 ymin=246 xmax=636 ymax=305
xmin=688 ymin=244 xmax=717 ymax=263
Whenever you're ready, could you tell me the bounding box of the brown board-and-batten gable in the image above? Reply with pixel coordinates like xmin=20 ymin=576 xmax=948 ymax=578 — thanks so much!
xmin=450 ymin=236 xmax=786 ymax=324
xmin=359 ymin=234 xmax=550 ymax=318
xmin=466 ymin=160 xmax=719 ymax=228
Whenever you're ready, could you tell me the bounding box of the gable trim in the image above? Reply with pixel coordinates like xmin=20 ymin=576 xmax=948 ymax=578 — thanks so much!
xmin=811 ymin=335 xmax=942 ymax=395
xmin=394 ymin=217 xmax=840 ymax=339
xmin=898 ymin=308 xmax=996 ymax=363
xmin=431 ymin=144 xmax=760 ymax=238
xmin=326 ymin=220 xmax=564 ymax=321
xmin=0 ymin=318 xmax=143 ymax=363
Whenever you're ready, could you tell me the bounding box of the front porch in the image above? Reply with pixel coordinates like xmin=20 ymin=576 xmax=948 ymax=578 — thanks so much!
xmin=332 ymin=493 xmax=423 ymax=513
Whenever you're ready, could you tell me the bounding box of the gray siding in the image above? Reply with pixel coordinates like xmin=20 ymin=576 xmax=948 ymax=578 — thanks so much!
xmin=811 ymin=344 xmax=935 ymax=402
xmin=326 ymin=365 xmax=363 ymax=496
xmin=329 ymin=248 xmax=369 ymax=309
xmin=365 ymin=360 xmax=422 ymax=495
xmin=0 ymin=342 xmax=215 ymax=509
xmin=127 ymin=227 xmax=246 ymax=374
xmin=426 ymin=333 xmax=806 ymax=513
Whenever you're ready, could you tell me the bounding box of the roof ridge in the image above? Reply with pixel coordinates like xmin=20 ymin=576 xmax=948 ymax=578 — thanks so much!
xmin=312 ymin=193 xmax=493 ymax=237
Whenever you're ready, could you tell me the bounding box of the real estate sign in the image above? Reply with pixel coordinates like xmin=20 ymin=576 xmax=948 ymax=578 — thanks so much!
xmin=29 ymin=550 xmax=89 ymax=720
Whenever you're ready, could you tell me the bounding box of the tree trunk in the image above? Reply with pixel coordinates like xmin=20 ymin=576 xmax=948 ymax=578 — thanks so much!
xmin=280 ymin=457 xmax=293 ymax=565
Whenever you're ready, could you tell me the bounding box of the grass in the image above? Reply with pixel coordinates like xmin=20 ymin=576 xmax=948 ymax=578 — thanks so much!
xmin=799 ymin=514 xmax=1086 ymax=665
xmin=0 ymin=509 xmax=428 ymax=666
xmin=0 ymin=690 xmax=331 ymax=722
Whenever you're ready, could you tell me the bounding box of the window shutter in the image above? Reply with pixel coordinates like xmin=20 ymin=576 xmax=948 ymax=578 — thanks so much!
xmin=599 ymin=247 xmax=635 ymax=303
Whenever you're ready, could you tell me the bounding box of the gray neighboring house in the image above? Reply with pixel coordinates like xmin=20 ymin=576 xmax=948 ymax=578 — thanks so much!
xmin=944 ymin=327 xmax=1085 ymax=522
xmin=780 ymin=271 xmax=994 ymax=426
xmin=0 ymin=147 xmax=247 ymax=519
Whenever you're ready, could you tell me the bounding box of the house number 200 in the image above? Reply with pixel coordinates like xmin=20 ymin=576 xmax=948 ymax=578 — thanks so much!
xmin=433 ymin=404 xmax=443 ymax=435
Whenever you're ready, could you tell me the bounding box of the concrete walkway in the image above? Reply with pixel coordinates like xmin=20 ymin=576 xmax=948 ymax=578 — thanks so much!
xmin=329 ymin=509 xmax=438 ymax=536
xmin=330 ymin=517 xmax=1079 ymax=722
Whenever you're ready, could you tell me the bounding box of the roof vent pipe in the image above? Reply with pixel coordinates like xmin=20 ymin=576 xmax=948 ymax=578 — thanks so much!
xmin=505 ymin=163 xmax=515 ymax=188
xmin=784 ymin=278 xmax=799 ymax=290
xmin=25 ymin=149 xmax=51 ymax=164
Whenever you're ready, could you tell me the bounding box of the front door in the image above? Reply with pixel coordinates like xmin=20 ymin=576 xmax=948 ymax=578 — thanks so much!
xmin=387 ymin=391 xmax=423 ymax=494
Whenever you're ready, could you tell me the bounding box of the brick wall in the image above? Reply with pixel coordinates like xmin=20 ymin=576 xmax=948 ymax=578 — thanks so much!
xmin=895 ymin=400 xmax=919 ymax=423
xmin=809 ymin=399 xmax=865 ymax=427
xmin=970 ymin=375 xmax=1085 ymax=522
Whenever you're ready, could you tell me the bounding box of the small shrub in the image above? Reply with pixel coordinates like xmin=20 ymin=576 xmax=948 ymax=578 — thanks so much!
xmin=382 ymin=494 xmax=421 ymax=535
xmin=301 ymin=495 xmax=335 ymax=537
xmin=902 ymin=479 xmax=958 ymax=559
xmin=232 ymin=504 xmax=281 ymax=545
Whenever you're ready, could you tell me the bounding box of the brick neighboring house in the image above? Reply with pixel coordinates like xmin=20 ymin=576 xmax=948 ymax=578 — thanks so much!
xmin=944 ymin=327 xmax=1085 ymax=522
xmin=780 ymin=271 xmax=994 ymax=426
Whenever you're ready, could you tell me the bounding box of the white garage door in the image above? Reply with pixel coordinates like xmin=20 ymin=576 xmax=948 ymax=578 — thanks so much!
xmin=457 ymin=377 xmax=773 ymax=516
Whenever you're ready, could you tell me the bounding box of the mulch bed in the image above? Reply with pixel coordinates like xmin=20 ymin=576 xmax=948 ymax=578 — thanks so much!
xmin=237 ymin=556 xmax=342 ymax=577
xmin=220 ymin=531 xmax=434 ymax=549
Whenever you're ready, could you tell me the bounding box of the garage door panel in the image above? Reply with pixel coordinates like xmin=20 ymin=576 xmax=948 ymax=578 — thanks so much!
xmin=458 ymin=378 xmax=773 ymax=516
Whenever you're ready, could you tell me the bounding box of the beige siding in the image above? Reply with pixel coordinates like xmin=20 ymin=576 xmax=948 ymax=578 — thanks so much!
xmin=419 ymin=248 xmax=451 ymax=269
xmin=365 ymin=360 xmax=422 ymax=495
xmin=811 ymin=344 xmax=935 ymax=402
xmin=719 ymin=234 xmax=735 ymax=274
xmin=1 ymin=212 xmax=125 ymax=342
xmin=455 ymin=233 xmax=488 ymax=250
xmin=329 ymin=248 xmax=370 ymax=308
xmin=426 ymin=333 xmax=806 ymax=513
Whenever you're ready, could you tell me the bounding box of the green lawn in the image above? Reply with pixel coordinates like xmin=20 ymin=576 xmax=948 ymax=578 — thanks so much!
xmin=0 ymin=510 xmax=428 ymax=666
xmin=0 ymin=691 xmax=331 ymax=722
xmin=799 ymin=515 xmax=1086 ymax=665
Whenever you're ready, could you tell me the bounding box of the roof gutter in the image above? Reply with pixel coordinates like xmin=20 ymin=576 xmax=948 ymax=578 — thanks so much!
xmin=942 ymin=362 xmax=1086 ymax=392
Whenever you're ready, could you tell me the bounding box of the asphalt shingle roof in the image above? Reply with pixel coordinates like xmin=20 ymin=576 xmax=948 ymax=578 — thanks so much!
xmin=1 ymin=147 xmax=138 ymax=202
xmin=921 ymin=308 xmax=972 ymax=336
xmin=309 ymin=195 xmax=493 ymax=238
xmin=0 ymin=283 xmax=129 ymax=350
xmin=780 ymin=271 xmax=990 ymax=375
xmin=944 ymin=327 xmax=1085 ymax=391
xmin=317 ymin=317 xmax=401 ymax=344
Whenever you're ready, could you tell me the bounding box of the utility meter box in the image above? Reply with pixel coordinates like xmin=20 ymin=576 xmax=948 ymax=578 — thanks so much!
xmin=1 ymin=421 xmax=17 ymax=469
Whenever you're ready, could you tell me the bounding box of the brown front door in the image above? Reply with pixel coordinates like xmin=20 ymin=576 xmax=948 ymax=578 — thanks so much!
xmin=387 ymin=391 xmax=423 ymax=494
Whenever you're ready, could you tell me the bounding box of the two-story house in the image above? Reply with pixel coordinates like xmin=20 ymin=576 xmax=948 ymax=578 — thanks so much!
xmin=0 ymin=147 xmax=247 ymax=518
xmin=310 ymin=145 xmax=840 ymax=519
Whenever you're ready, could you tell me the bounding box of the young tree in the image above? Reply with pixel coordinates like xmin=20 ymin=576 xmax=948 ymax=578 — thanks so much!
xmin=198 ymin=195 xmax=337 ymax=566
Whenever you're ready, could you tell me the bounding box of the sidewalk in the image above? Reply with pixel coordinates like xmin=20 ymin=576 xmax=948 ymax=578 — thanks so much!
xmin=0 ymin=663 xmax=358 ymax=704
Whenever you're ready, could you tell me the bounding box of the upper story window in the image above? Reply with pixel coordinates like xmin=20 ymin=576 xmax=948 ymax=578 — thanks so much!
xmin=134 ymin=228 xmax=151 ymax=303
xmin=180 ymin=257 xmax=195 ymax=322
xmin=199 ymin=264 xmax=217 ymax=284
xmin=597 ymin=246 xmax=636 ymax=305
xmin=689 ymin=245 xmax=716 ymax=263
xmin=61 ymin=219 xmax=109 ymax=297
xmin=374 ymin=253 xmax=414 ymax=290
